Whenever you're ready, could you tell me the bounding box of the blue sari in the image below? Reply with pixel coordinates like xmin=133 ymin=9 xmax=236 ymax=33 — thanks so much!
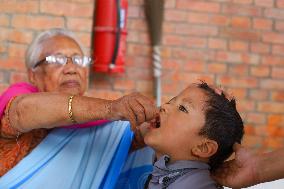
xmin=0 ymin=121 xmax=153 ymax=189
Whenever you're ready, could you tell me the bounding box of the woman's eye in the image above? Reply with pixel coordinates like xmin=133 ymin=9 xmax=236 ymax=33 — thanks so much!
xmin=179 ymin=105 xmax=188 ymax=113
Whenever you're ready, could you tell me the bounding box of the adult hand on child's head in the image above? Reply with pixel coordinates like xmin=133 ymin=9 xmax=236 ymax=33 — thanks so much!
xmin=212 ymin=143 xmax=260 ymax=189
xmin=110 ymin=93 xmax=159 ymax=131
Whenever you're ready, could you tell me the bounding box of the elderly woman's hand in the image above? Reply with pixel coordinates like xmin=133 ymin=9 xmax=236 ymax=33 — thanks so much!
xmin=110 ymin=92 xmax=159 ymax=131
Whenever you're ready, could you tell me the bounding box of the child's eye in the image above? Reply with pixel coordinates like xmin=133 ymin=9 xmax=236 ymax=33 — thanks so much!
xmin=179 ymin=105 xmax=188 ymax=113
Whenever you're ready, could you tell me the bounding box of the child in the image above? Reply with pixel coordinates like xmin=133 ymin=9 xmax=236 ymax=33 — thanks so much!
xmin=142 ymin=82 xmax=244 ymax=189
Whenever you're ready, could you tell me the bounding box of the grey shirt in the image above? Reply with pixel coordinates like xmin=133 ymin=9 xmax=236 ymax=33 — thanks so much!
xmin=148 ymin=155 xmax=221 ymax=189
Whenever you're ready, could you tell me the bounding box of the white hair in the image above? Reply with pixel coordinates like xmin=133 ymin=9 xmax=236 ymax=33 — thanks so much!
xmin=25 ymin=28 xmax=84 ymax=69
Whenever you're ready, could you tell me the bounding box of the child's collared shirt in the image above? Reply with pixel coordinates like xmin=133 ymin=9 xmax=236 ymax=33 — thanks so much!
xmin=147 ymin=155 xmax=221 ymax=189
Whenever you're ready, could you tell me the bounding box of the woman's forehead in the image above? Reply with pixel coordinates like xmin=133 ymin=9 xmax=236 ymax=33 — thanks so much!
xmin=40 ymin=35 xmax=82 ymax=56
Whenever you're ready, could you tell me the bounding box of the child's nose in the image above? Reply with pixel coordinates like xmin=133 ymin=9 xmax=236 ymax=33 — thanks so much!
xmin=159 ymin=106 xmax=166 ymax=113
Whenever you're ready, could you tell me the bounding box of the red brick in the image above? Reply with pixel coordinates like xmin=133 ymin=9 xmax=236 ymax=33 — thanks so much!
xmin=262 ymin=32 xmax=284 ymax=44
xmin=227 ymin=88 xmax=247 ymax=99
xmin=221 ymin=28 xmax=260 ymax=41
xmin=72 ymin=0 xmax=93 ymax=3
xmin=8 ymin=44 xmax=27 ymax=58
xmin=160 ymin=47 xmax=172 ymax=59
xmin=243 ymin=135 xmax=263 ymax=148
xmin=7 ymin=30 xmax=34 ymax=44
xmin=0 ymin=83 xmax=9 ymax=94
xmin=164 ymin=0 xmax=176 ymax=8
xmin=251 ymin=43 xmax=270 ymax=54
xmin=258 ymin=102 xmax=284 ymax=113
xmin=127 ymin=43 xmax=151 ymax=56
xmin=254 ymin=125 xmax=269 ymax=137
xmin=114 ymin=79 xmax=135 ymax=91
xmin=86 ymin=90 xmax=122 ymax=100
xmin=229 ymin=40 xmax=249 ymax=51
xmin=10 ymin=71 xmax=28 ymax=84
xmin=215 ymin=51 xmax=242 ymax=63
xmin=253 ymin=18 xmax=273 ymax=30
xmin=229 ymin=65 xmax=249 ymax=76
xmin=211 ymin=15 xmax=229 ymax=26
xmin=260 ymin=79 xmax=284 ymax=90
xmin=275 ymin=21 xmax=284 ymax=31
xmin=255 ymin=0 xmax=274 ymax=7
xmin=128 ymin=19 xmax=147 ymax=32
xmin=185 ymin=37 xmax=207 ymax=48
xmin=264 ymin=8 xmax=284 ymax=19
xmin=277 ymin=0 xmax=284 ymax=8
xmin=187 ymin=12 xmax=209 ymax=24
xmin=0 ymin=28 xmax=11 ymax=42
xmin=163 ymin=70 xmax=181 ymax=83
xmin=207 ymin=63 xmax=227 ymax=73
xmin=162 ymin=80 xmax=181 ymax=95
xmin=75 ymin=32 xmax=92 ymax=48
xmin=0 ymin=0 xmax=38 ymax=14
xmin=268 ymin=115 xmax=284 ymax=126
xmin=272 ymin=67 xmax=284 ymax=79
xmin=262 ymin=55 xmax=284 ymax=66
xmin=178 ymin=73 xmax=215 ymax=84
xmin=12 ymin=15 xmax=64 ymax=30
xmin=128 ymin=5 xmax=142 ymax=18
xmin=271 ymin=91 xmax=284 ymax=101
xmin=175 ymin=24 xmax=218 ymax=36
xmin=67 ymin=18 xmax=93 ymax=32
xmin=0 ymin=15 xmax=10 ymax=27
xmin=249 ymin=89 xmax=269 ymax=100
xmin=233 ymin=0 xmax=253 ymax=5
xmin=0 ymin=43 xmax=7 ymax=53
xmin=222 ymin=4 xmax=262 ymax=16
xmin=90 ymin=77 xmax=112 ymax=91
xmin=0 ymin=58 xmax=26 ymax=71
xmin=136 ymin=80 xmax=153 ymax=94
xmin=184 ymin=60 xmax=206 ymax=72
xmin=40 ymin=1 xmax=93 ymax=17
xmin=208 ymin=38 xmax=227 ymax=50
xmin=218 ymin=76 xmax=258 ymax=88
xmin=241 ymin=53 xmax=260 ymax=65
xmin=176 ymin=0 xmax=221 ymax=13
xmin=246 ymin=113 xmax=266 ymax=124
xmin=127 ymin=67 xmax=152 ymax=80
xmin=231 ymin=16 xmax=251 ymax=29
xmin=250 ymin=66 xmax=270 ymax=77
xmin=165 ymin=10 xmax=187 ymax=22
xmin=163 ymin=34 xmax=185 ymax=46
xmin=237 ymin=100 xmax=255 ymax=111
xmin=163 ymin=22 xmax=176 ymax=34
xmin=162 ymin=60 xmax=180 ymax=70
xmin=244 ymin=124 xmax=255 ymax=135
xmin=264 ymin=137 xmax=284 ymax=149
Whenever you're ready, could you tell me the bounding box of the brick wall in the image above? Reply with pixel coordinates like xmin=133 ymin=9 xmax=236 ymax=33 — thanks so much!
xmin=0 ymin=0 xmax=283 ymax=151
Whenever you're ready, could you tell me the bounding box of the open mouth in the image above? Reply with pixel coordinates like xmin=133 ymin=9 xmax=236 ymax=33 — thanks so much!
xmin=155 ymin=116 xmax=160 ymax=128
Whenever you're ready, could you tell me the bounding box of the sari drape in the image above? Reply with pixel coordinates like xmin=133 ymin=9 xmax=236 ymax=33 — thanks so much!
xmin=0 ymin=82 xmax=154 ymax=188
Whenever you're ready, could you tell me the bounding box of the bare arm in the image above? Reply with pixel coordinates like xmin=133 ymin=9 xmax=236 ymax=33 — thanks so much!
xmin=258 ymin=148 xmax=284 ymax=184
xmin=212 ymin=144 xmax=284 ymax=188
xmin=9 ymin=92 xmax=158 ymax=132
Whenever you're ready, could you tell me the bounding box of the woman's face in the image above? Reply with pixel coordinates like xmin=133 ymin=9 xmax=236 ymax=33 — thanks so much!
xmin=28 ymin=35 xmax=88 ymax=95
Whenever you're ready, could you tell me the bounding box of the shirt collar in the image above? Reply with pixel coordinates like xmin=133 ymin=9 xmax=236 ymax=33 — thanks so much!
xmin=152 ymin=155 xmax=210 ymax=176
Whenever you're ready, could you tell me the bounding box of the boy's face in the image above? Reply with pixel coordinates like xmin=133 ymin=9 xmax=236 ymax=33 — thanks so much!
xmin=144 ymin=84 xmax=208 ymax=160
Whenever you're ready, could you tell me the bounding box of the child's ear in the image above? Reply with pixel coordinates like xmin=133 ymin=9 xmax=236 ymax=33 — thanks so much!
xmin=191 ymin=139 xmax=218 ymax=158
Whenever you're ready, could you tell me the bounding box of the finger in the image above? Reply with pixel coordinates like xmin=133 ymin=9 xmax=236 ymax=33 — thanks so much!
xmin=129 ymin=99 xmax=145 ymax=125
xmin=135 ymin=96 xmax=158 ymax=121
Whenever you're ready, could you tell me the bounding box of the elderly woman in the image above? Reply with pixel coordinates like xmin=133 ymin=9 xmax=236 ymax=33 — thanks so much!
xmin=0 ymin=29 xmax=158 ymax=188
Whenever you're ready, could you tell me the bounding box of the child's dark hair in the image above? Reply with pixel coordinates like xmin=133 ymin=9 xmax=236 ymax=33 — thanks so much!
xmin=197 ymin=82 xmax=244 ymax=171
